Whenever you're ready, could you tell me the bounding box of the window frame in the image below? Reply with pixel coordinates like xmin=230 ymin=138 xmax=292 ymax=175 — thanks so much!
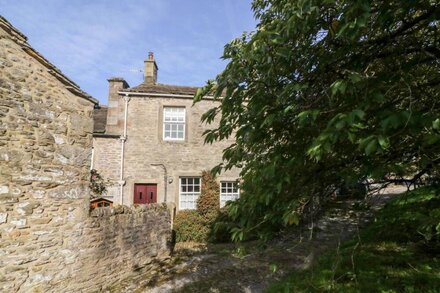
xmin=163 ymin=106 xmax=186 ymax=141
xmin=179 ymin=176 xmax=201 ymax=210
xmin=220 ymin=181 xmax=240 ymax=208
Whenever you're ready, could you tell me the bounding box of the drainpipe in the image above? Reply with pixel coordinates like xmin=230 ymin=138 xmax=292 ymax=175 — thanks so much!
xmin=90 ymin=147 xmax=94 ymax=170
xmin=119 ymin=94 xmax=130 ymax=205
xmin=151 ymin=163 xmax=168 ymax=202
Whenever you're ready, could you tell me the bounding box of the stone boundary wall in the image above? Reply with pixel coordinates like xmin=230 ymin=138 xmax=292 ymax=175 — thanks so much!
xmin=72 ymin=204 xmax=171 ymax=292
xmin=1 ymin=204 xmax=171 ymax=292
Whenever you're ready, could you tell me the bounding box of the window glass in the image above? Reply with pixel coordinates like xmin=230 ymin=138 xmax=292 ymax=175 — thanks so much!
xmin=220 ymin=181 xmax=240 ymax=208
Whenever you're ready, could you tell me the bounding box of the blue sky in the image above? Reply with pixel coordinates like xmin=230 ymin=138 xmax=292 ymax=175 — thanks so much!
xmin=2 ymin=0 xmax=256 ymax=104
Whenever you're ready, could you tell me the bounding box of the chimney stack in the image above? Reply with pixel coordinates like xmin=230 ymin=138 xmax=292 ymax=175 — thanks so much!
xmin=144 ymin=52 xmax=158 ymax=85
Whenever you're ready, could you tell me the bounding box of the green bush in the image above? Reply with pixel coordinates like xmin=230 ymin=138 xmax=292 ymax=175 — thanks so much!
xmin=173 ymin=170 xmax=228 ymax=243
xmin=210 ymin=207 xmax=237 ymax=243
xmin=173 ymin=210 xmax=210 ymax=242
xmin=197 ymin=171 xmax=220 ymax=220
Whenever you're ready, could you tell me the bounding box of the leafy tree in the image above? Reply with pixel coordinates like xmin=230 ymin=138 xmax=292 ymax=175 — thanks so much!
xmin=195 ymin=0 xmax=440 ymax=240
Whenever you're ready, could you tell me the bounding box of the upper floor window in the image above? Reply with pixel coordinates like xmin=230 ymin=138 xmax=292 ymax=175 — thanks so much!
xmin=220 ymin=181 xmax=240 ymax=208
xmin=163 ymin=107 xmax=185 ymax=141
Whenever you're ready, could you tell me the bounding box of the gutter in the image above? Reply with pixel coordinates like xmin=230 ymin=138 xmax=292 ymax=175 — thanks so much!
xmin=118 ymin=91 xmax=219 ymax=100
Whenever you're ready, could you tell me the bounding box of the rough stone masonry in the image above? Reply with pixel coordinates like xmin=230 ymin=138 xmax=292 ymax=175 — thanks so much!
xmin=0 ymin=16 xmax=171 ymax=292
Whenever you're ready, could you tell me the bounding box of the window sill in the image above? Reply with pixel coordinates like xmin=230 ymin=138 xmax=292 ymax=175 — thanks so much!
xmin=162 ymin=139 xmax=187 ymax=144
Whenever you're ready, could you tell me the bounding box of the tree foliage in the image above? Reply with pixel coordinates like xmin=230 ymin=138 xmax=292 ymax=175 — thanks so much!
xmin=195 ymin=0 xmax=440 ymax=240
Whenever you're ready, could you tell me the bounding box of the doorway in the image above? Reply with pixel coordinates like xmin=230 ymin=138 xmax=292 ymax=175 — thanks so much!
xmin=134 ymin=184 xmax=157 ymax=204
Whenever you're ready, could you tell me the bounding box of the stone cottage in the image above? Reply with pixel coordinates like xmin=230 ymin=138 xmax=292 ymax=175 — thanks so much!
xmin=93 ymin=52 xmax=240 ymax=210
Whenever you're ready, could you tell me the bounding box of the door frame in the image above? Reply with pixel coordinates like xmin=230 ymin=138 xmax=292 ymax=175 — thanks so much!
xmin=126 ymin=178 xmax=160 ymax=205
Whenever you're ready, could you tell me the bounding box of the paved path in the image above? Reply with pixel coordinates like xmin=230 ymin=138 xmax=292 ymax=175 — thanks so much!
xmin=111 ymin=186 xmax=407 ymax=293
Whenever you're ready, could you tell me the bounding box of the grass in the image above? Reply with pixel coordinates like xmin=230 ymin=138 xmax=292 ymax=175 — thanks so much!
xmin=267 ymin=186 xmax=440 ymax=293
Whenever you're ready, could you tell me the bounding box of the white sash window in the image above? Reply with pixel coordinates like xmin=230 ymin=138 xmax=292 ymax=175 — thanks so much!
xmin=163 ymin=107 xmax=185 ymax=140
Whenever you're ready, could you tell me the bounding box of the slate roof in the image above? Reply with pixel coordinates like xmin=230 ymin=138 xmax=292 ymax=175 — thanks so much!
xmin=126 ymin=82 xmax=198 ymax=96
xmin=93 ymin=106 xmax=108 ymax=133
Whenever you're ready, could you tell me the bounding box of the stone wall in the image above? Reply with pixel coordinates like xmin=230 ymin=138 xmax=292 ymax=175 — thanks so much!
xmin=1 ymin=202 xmax=171 ymax=293
xmin=92 ymin=136 xmax=121 ymax=199
xmin=61 ymin=204 xmax=170 ymax=293
xmin=0 ymin=17 xmax=171 ymax=292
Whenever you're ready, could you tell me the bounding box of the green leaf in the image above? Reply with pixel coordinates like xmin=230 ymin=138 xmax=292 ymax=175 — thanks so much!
xmin=433 ymin=118 xmax=440 ymax=130
xmin=330 ymin=80 xmax=347 ymax=96
xmin=349 ymin=72 xmax=362 ymax=83
xmin=378 ymin=136 xmax=390 ymax=150
xmin=365 ymin=138 xmax=377 ymax=155
xmin=351 ymin=109 xmax=366 ymax=120
xmin=283 ymin=211 xmax=299 ymax=226
xmin=262 ymin=113 xmax=275 ymax=127
xmin=335 ymin=120 xmax=346 ymax=130
xmin=231 ymin=227 xmax=244 ymax=242
xmin=269 ymin=264 xmax=278 ymax=273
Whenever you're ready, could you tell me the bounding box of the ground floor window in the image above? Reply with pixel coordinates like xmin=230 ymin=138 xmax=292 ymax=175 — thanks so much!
xmin=220 ymin=181 xmax=240 ymax=208
xmin=179 ymin=177 xmax=201 ymax=210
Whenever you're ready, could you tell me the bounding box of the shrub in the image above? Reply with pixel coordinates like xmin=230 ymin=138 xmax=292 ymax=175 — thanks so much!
xmin=210 ymin=207 xmax=237 ymax=243
xmin=197 ymin=171 xmax=220 ymax=221
xmin=89 ymin=169 xmax=107 ymax=198
xmin=174 ymin=170 xmax=228 ymax=243
xmin=173 ymin=210 xmax=210 ymax=242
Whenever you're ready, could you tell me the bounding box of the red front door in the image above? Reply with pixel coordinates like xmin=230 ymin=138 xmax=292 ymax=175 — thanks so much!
xmin=134 ymin=184 xmax=157 ymax=204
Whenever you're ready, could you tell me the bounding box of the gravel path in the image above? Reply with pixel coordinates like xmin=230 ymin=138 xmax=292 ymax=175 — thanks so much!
xmin=109 ymin=186 xmax=407 ymax=293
